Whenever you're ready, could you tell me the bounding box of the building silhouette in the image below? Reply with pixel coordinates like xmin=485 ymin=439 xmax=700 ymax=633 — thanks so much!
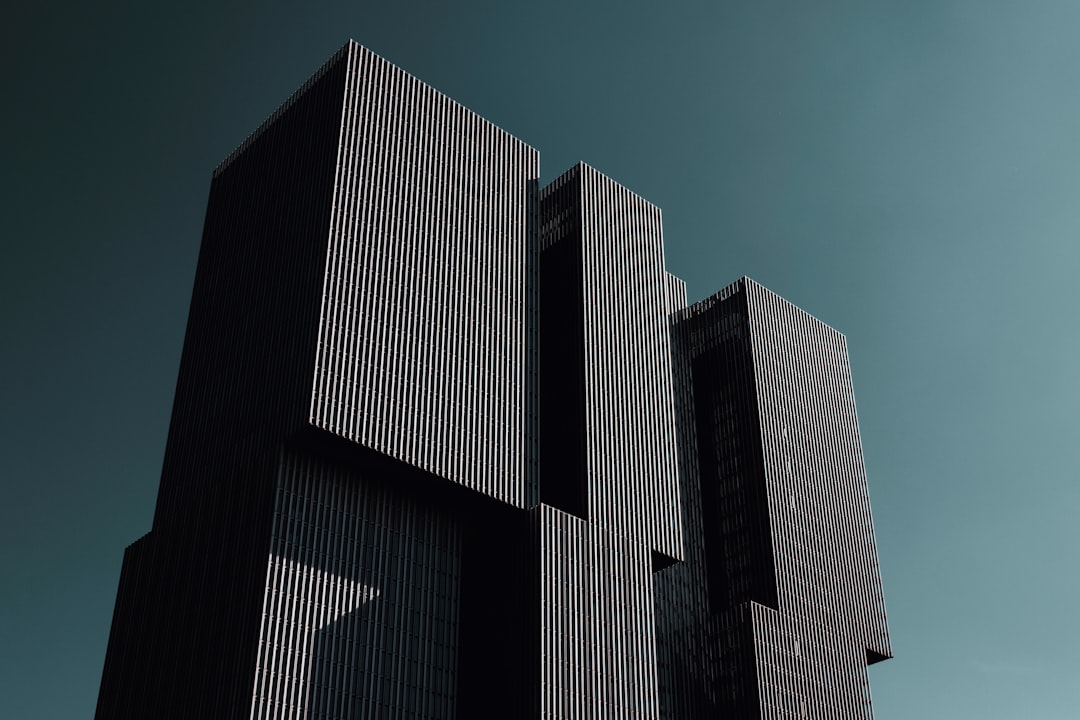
xmin=96 ymin=41 xmax=890 ymax=719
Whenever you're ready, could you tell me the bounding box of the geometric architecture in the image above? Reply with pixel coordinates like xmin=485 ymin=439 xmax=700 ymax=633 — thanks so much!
xmin=537 ymin=163 xmax=684 ymax=717
xmin=96 ymin=41 xmax=890 ymax=719
xmin=656 ymin=279 xmax=891 ymax=718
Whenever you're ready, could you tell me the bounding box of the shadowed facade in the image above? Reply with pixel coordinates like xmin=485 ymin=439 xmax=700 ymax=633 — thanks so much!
xmin=96 ymin=41 xmax=890 ymax=720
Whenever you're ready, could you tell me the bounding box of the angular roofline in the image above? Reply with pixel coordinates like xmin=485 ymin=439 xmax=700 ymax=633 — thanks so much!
xmin=689 ymin=276 xmax=849 ymax=339
xmin=214 ymin=40 xmax=538 ymax=179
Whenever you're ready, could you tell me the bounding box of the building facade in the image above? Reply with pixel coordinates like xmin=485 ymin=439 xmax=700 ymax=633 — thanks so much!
xmin=96 ymin=41 xmax=890 ymax=719
xmin=654 ymin=279 xmax=891 ymax=718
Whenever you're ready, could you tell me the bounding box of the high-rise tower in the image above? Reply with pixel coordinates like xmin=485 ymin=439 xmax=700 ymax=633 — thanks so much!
xmin=96 ymin=41 xmax=890 ymax=720
xmin=96 ymin=41 xmax=538 ymax=719
xmin=535 ymin=163 xmax=685 ymax=717
xmin=655 ymin=278 xmax=891 ymax=718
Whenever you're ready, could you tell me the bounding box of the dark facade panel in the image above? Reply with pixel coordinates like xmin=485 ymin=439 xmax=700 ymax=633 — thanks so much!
xmin=741 ymin=279 xmax=890 ymax=662
xmin=689 ymin=287 xmax=779 ymax=612
xmin=250 ymin=449 xmax=463 ymax=719
xmin=538 ymin=170 xmax=587 ymax=518
xmin=98 ymin=49 xmax=352 ymax=720
xmin=533 ymin=504 xmax=659 ymax=719
xmin=539 ymin=163 xmax=684 ymax=563
xmin=310 ymin=43 xmax=540 ymax=508
xmin=97 ymin=42 xmax=891 ymax=720
xmin=656 ymin=277 xmax=892 ymax=719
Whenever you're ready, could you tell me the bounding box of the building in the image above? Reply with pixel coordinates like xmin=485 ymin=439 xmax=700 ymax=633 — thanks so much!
xmin=655 ymin=279 xmax=891 ymax=718
xmin=96 ymin=41 xmax=890 ymax=719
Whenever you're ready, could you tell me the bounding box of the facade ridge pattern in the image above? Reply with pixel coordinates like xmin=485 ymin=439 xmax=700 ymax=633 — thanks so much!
xmin=96 ymin=41 xmax=891 ymax=720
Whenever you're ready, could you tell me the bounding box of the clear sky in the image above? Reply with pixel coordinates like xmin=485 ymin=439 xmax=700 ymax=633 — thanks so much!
xmin=3 ymin=2 xmax=1078 ymax=718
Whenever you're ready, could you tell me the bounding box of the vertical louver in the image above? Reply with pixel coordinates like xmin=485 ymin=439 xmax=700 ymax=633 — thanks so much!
xmin=250 ymin=450 xmax=462 ymax=720
xmin=534 ymin=505 xmax=659 ymax=719
xmin=97 ymin=41 xmax=891 ymax=720
xmin=662 ymin=277 xmax=892 ymax=719
xmin=311 ymin=43 xmax=539 ymax=507
xmin=539 ymin=163 xmax=683 ymax=562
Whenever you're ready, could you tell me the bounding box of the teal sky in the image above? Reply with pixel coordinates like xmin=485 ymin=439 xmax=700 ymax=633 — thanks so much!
xmin=3 ymin=2 xmax=1078 ymax=717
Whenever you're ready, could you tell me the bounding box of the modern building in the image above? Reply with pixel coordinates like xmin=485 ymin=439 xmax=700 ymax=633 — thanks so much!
xmin=96 ymin=41 xmax=890 ymax=719
xmin=654 ymin=279 xmax=891 ymax=718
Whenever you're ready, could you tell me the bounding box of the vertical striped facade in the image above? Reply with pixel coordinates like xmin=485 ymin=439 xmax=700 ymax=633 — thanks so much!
xmin=97 ymin=41 xmax=891 ymax=720
xmin=535 ymin=164 xmax=689 ymax=719
xmin=534 ymin=505 xmax=659 ymax=719
xmin=654 ymin=272 xmax=722 ymax=719
xmin=539 ymin=163 xmax=683 ymax=562
xmin=740 ymin=279 xmax=890 ymax=655
xmin=98 ymin=46 xmax=354 ymax=720
xmin=97 ymin=42 xmax=538 ymax=720
xmin=250 ymin=450 xmax=462 ymax=720
xmin=663 ymin=277 xmax=892 ymax=718
xmin=311 ymin=43 xmax=539 ymax=508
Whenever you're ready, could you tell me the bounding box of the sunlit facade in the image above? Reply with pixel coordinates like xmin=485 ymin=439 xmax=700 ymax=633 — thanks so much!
xmin=96 ymin=41 xmax=890 ymax=719
xmin=655 ymin=279 xmax=892 ymax=718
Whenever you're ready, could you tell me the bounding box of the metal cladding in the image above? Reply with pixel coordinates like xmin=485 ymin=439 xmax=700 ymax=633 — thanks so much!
xmin=310 ymin=43 xmax=539 ymax=508
xmin=96 ymin=41 xmax=891 ymax=720
xmin=539 ymin=163 xmax=684 ymax=563
xmin=534 ymin=505 xmax=659 ymax=718
xmin=662 ymin=277 xmax=893 ymax=718
xmin=251 ymin=449 xmax=462 ymax=719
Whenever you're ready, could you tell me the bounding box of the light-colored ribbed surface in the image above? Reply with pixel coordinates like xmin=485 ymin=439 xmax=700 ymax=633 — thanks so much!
xmin=311 ymin=42 xmax=539 ymax=507
xmin=250 ymin=451 xmax=462 ymax=720
xmin=749 ymin=603 xmax=875 ymax=719
xmin=541 ymin=163 xmax=683 ymax=560
xmin=743 ymin=279 xmax=890 ymax=661
xmin=535 ymin=504 xmax=658 ymax=719
xmin=679 ymin=277 xmax=891 ymax=719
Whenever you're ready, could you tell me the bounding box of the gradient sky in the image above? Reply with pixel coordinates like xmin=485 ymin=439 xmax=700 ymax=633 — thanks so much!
xmin=3 ymin=2 xmax=1078 ymax=718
